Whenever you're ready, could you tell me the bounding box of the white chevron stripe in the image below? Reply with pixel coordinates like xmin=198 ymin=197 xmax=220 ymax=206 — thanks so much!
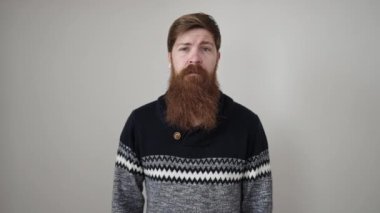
xmin=144 ymin=169 xmax=243 ymax=180
xmin=144 ymin=168 xmax=244 ymax=181
xmin=144 ymin=164 xmax=271 ymax=182
xmin=117 ymin=154 xmax=271 ymax=181
xmin=116 ymin=154 xmax=143 ymax=173
xmin=243 ymin=163 xmax=271 ymax=179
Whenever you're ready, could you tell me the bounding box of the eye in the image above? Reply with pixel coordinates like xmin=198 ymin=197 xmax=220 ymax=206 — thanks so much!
xmin=202 ymin=47 xmax=212 ymax=52
xmin=178 ymin=47 xmax=189 ymax=51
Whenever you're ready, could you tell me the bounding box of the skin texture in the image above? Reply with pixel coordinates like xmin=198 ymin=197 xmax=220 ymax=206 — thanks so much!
xmin=168 ymin=28 xmax=220 ymax=77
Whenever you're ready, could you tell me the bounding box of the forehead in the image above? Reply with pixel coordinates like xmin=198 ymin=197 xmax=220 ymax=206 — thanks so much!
xmin=175 ymin=28 xmax=215 ymax=46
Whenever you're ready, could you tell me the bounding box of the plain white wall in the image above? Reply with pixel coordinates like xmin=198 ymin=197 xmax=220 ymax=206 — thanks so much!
xmin=1 ymin=0 xmax=379 ymax=212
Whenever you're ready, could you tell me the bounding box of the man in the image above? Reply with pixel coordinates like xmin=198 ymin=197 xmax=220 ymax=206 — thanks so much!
xmin=112 ymin=13 xmax=272 ymax=213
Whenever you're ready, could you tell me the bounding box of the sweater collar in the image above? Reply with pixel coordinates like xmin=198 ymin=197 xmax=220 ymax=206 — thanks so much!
xmin=156 ymin=91 xmax=234 ymax=131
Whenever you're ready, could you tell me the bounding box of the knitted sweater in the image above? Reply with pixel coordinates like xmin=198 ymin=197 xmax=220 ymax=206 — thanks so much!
xmin=112 ymin=93 xmax=272 ymax=213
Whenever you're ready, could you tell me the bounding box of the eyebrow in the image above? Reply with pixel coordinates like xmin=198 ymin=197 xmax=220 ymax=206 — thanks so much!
xmin=176 ymin=41 xmax=214 ymax=46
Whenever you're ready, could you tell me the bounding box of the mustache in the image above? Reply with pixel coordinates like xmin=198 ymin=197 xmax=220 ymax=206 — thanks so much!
xmin=182 ymin=64 xmax=205 ymax=75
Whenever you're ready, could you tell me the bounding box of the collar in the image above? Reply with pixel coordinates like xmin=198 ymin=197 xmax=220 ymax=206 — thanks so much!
xmin=155 ymin=91 xmax=234 ymax=146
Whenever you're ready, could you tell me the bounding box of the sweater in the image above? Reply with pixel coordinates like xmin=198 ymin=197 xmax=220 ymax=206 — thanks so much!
xmin=112 ymin=93 xmax=272 ymax=213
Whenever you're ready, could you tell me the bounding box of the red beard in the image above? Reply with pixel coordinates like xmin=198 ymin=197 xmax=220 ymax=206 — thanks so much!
xmin=165 ymin=64 xmax=221 ymax=131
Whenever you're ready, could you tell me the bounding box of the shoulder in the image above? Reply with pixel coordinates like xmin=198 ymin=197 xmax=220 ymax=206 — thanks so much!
xmin=125 ymin=95 xmax=165 ymax=127
xmin=132 ymin=99 xmax=159 ymax=116
xmin=222 ymin=94 xmax=269 ymax=157
xmin=223 ymin=94 xmax=261 ymax=127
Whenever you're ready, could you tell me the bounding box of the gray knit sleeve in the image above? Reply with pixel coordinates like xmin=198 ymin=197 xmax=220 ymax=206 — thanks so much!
xmin=112 ymin=143 xmax=144 ymax=213
xmin=112 ymin=112 xmax=145 ymax=213
xmin=242 ymin=150 xmax=273 ymax=213
xmin=242 ymin=115 xmax=273 ymax=212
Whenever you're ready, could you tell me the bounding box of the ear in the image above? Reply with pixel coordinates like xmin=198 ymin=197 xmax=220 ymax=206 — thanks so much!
xmin=217 ymin=51 xmax=221 ymax=62
xmin=167 ymin=52 xmax=172 ymax=64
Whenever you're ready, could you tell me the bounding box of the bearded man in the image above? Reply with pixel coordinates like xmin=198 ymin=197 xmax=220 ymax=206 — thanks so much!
xmin=112 ymin=13 xmax=272 ymax=213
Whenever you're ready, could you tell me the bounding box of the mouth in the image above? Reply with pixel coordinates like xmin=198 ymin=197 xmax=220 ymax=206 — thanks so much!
xmin=181 ymin=65 xmax=204 ymax=79
xmin=184 ymin=72 xmax=202 ymax=81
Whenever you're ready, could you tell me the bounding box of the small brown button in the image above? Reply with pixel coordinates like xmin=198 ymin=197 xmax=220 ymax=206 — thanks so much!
xmin=173 ymin=132 xmax=181 ymax=140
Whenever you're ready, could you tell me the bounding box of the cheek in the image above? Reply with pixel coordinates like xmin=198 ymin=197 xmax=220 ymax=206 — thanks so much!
xmin=172 ymin=57 xmax=186 ymax=72
xmin=172 ymin=63 xmax=182 ymax=74
xmin=206 ymin=60 xmax=218 ymax=72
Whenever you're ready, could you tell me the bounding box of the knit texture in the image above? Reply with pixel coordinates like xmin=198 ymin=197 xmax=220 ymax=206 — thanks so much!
xmin=112 ymin=93 xmax=272 ymax=213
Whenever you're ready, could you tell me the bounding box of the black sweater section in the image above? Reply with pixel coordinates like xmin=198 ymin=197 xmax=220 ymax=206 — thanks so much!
xmin=120 ymin=92 xmax=268 ymax=160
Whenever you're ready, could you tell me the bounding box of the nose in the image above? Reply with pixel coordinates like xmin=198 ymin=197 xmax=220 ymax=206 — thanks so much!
xmin=188 ymin=49 xmax=202 ymax=65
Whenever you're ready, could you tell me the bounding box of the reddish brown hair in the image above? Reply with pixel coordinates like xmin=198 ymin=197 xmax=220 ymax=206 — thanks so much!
xmin=167 ymin=13 xmax=221 ymax=52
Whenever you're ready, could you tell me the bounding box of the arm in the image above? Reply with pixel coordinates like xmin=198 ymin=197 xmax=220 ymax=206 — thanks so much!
xmin=242 ymin=116 xmax=273 ymax=213
xmin=112 ymin=112 xmax=145 ymax=213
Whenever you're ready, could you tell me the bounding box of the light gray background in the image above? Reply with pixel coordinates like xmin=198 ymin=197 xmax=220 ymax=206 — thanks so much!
xmin=1 ymin=0 xmax=379 ymax=212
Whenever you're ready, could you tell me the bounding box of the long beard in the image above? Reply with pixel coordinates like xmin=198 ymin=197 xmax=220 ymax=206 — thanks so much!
xmin=165 ymin=64 xmax=220 ymax=131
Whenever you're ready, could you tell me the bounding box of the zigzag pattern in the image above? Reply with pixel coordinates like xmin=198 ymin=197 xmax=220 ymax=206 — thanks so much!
xmin=115 ymin=144 xmax=271 ymax=184
xmin=145 ymin=172 xmax=244 ymax=185
xmin=247 ymin=150 xmax=270 ymax=168
xmin=142 ymin=155 xmax=245 ymax=167
xmin=142 ymin=161 xmax=244 ymax=172
xmin=115 ymin=142 xmax=143 ymax=175
xmin=145 ymin=170 xmax=271 ymax=185
xmin=117 ymin=142 xmax=139 ymax=161
xmin=243 ymin=162 xmax=271 ymax=180
xmin=142 ymin=164 xmax=245 ymax=173
xmin=142 ymin=163 xmax=270 ymax=184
